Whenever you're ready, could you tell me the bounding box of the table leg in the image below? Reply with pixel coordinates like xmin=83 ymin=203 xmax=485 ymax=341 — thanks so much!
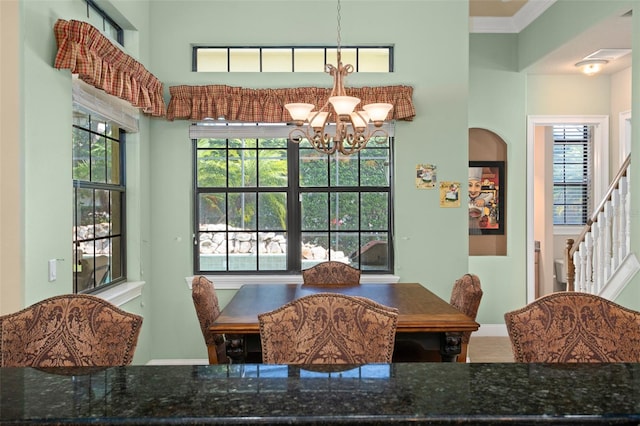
xmin=439 ymin=332 xmax=462 ymax=362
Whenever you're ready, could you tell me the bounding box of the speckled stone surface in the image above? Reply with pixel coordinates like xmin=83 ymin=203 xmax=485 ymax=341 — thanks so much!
xmin=2 ymin=363 xmax=640 ymax=425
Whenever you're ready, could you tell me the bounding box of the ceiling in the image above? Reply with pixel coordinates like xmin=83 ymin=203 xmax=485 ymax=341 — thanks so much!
xmin=469 ymin=0 xmax=633 ymax=75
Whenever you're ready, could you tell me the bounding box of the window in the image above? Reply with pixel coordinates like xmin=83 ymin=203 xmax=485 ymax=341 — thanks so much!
xmin=193 ymin=124 xmax=393 ymax=274
xmin=193 ymin=46 xmax=393 ymax=73
xmin=72 ymin=107 xmax=126 ymax=293
xmin=84 ymin=0 xmax=123 ymax=45
xmin=553 ymin=124 xmax=592 ymax=225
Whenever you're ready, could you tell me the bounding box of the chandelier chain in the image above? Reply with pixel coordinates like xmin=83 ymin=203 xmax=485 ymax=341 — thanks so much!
xmin=336 ymin=0 xmax=342 ymax=52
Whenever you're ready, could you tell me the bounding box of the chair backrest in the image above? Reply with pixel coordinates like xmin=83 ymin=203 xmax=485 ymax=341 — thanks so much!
xmin=301 ymin=261 xmax=361 ymax=286
xmin=191 ymin=275 xmax=228 ymax=364
xmin=258 ymin=293 xmax=398 ymax=364
xmin=450 ymin=273 xmax=483 ymax=344
xmin=0 ymin=294 xmax=142 ymax=367
xmin=504 ymin=291 xmax=640 ymax=363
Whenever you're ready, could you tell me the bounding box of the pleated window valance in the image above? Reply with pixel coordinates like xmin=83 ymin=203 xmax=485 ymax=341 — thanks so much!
xmin=166 ymin=85 xmax=415 ymax=122
xmin=53 ymin=19 xmax=166 ymax=117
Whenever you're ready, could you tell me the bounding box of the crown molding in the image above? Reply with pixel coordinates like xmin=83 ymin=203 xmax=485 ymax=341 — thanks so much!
xmin=470 ymin=0 xmax=556 ymax=33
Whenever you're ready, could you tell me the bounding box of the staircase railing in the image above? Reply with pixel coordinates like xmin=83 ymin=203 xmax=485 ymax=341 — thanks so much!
xmin=565 ymin=154 xmax=631 ymax=293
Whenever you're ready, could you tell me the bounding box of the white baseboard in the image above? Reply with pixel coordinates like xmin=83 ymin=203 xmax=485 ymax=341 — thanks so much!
xmin=472 ymin=323 xmax=508 ymax=337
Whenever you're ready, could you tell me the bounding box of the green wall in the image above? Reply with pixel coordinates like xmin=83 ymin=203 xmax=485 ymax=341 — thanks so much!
xmin=12 ymin=0 xmax=639 ymax=362
xmin=20 ymin=0 xmax=154 ymax=364
xmin=147 ymin=0 xmax=471 ymax=360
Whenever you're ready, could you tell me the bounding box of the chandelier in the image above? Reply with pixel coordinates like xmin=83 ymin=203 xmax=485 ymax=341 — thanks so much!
xmin=284 ymin=0 xmax=393 ymax=156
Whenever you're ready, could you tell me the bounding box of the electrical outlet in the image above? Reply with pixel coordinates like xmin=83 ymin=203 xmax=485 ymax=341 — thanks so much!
xmin=48 ymin=259 xmax=57 ymax=282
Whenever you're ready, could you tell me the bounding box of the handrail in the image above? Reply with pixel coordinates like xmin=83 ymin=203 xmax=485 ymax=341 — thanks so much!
xmin=569 ymin=154 xmax=631 ymax=259
xmin=565 ymin=153 xmax=631 ymax=292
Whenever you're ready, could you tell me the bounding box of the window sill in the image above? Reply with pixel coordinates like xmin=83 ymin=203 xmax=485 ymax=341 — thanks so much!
xmin=184 ymin=274 xmax=400 ymax=290
xmin=554 ymin=225 xmax=583 ymax=236
xmin=94 ymin=281 xmax=145 ymax=307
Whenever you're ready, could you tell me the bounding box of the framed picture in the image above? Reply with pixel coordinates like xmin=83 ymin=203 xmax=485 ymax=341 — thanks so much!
xmin=468 ymin=161 xmax=505 ymax=235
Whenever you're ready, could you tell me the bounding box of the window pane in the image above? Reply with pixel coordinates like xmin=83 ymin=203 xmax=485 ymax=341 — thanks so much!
xmin=360 ymin=148 xmax=389 ymax=186
xmin=301 ymin=232 xmax=329 ymax=263
xmin=229 ymin=231 xmax=257 ymax=270
xmin=110 ymin=236 xmax=123 ymax=279
xmin=330 ymin=155 xmax=358 ymax=187
xmin=330 ymin=192 xmax=359 ymax=231
xmin=91 ymin=135 xmax=106 ymax=183
xmin=358 ymin=48 xmax=390 ymax=72
xmin=199 ymin=230 xmax=228 ymax=271
xmin=106 ymin=139 xmax=120 ymax=184
xmin=197 ymin=149 xmax=227 ymax=187
xmin=228 ymin=150 xmax=257 ymax=187
xmin=197 ymin=138 xmax=227 ymax=149
xmin=199 ymin=193 xmax=226 ymax=228
xmin=301 ymin=193 xmax=328 ymax=230
xmin=361 ymin=192 xmax=388 ymax=230
xmin=229 ymin=48 xmax=260 ymax=72
xmin=326 ymin=48 xmax=356 ymax=69
xmin=72 ymin=128 xmax=90 ymax=181
xmin=258 ymin=192 xmax=287 ymax=230
xmin=262 ymin=48 xmax=292 ymax=72
xmin=330 ymin=232 xmax=358 ymax=261
xmin=258 ymin=231 xmax=287 ymax=270
xmin=197 ymin=48 xmax=228 ymax=72
xmin=258 ymin=149 xmax=287 ymax=187
xmin=111 ymin=192 xmax=122 ymax=235
xmin=300 ymin=149 xmax=329 ymax=187
xmin=229 ymin=192 xmax=256 ymax=229
xmin=353 ymin=233 xmax=389 ymax=270
xmin=94 ymin=189 xmax=111 ymax=237
xmin=294 ymin=48 xmax=325 ymax=72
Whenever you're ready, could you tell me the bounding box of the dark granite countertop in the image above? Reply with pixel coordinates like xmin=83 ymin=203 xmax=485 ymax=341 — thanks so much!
xmin=2 ymin=363 xmax=640 ymax=425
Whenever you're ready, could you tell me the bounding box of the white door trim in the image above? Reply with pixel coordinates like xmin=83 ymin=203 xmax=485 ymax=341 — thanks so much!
xmin=526 ymin=115 xmax=609 ymax=303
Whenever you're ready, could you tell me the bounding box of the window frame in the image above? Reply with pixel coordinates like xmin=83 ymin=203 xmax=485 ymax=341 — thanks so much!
xmin=72 ymin=107 xmax=127 ymax=294
xmin=192 ymin=123 xmax=394 ymax=275
xmin=552 ymin=124 xmax=592 ymax=227
xmin=192 ymin=45 xmax=394 ymax=73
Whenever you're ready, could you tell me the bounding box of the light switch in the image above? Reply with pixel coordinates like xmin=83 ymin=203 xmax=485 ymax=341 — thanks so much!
xmin=48 ymin=259 xmax=57 ymax=282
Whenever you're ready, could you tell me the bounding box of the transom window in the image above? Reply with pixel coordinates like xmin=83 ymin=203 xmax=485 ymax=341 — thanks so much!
xmin=553 ymin=124 xmax=592 ymax=225
xmin=193 ymin=125 xmax=393 ymax=274
xmin=84 ymin=0 xmax=123 ymax=45
xmin=193 ymin=46 xmax=393 ymax=73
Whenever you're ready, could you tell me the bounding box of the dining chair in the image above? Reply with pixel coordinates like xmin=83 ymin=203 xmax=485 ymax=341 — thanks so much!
xmin=258 ymin=293 xmax=398 ymax=364
xmin=504 ymin=291 xmax=640 ymax=362
xmin=191 ymin=275 xmax=243 ymax=364
xmin=393 ymin=273 xmax=482 ymax=363
xmin=0 ymin=294 xmax=143 ymax=367
xmin=450 ymin=273 xmax=483 ymax=362
xmin=301 ymin=261 xmax=361 ymax=286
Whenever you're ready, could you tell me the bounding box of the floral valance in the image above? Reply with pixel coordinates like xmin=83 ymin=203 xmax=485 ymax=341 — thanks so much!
xmin=53 ymin=19 xmax=166 ymax=117
xmin=166 ymin=85 xmax=415 ymax=122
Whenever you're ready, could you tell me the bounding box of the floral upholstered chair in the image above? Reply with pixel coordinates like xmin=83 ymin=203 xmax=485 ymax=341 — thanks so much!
xmin=504 ymin=291 xmax=640 ymax=363
xmin=301 ymin=261 xmax=361 ymax=286
xmin=450 ymin=273 xmax=483 ymax=362
xmin=191 ymin=275 xmax=243 ymax=364
xmin=258 ymin=293 xmax=398 ymax=364
xmin=0 ymin=294 xmax=142 ymax=367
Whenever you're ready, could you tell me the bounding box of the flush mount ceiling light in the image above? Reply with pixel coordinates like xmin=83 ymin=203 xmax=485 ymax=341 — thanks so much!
xmin=284 ymin=0 xmax=393 ymax=156
xmin=575 ymin=59 xmax=608 ymax=76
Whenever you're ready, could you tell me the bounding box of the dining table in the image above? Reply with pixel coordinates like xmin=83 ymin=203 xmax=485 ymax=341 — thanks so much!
xmin=210 ymin=282 xmax=479 ymax=363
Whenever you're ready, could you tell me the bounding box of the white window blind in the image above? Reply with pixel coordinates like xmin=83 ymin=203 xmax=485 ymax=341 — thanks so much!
xmin=552 ymin=125 xmax=592 ymax=225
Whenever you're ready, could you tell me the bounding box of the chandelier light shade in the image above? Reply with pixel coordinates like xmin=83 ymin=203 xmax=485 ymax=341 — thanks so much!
xmin=284 ymin=0 xmax=393 ymax=156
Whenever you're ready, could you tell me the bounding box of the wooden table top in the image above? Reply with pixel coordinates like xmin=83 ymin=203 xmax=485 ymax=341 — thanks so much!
xmin=211 ymin=283 xmax=479 ymax=335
